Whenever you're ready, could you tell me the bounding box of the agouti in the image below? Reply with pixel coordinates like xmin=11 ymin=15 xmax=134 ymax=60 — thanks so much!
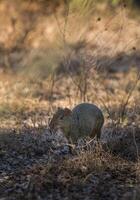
xmin=49 ymin=103 xmax=104 ymax=143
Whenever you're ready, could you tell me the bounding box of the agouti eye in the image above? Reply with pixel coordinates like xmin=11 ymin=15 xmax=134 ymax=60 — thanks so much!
xmin=60 ymin=116 xmax=63 ymax=120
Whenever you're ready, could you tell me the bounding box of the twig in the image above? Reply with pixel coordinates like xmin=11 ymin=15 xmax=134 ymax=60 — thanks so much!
xmin=120 ymin=72 xmax=140 ymax=123
xmin=132 ymin=127 xmax=139 ymax=162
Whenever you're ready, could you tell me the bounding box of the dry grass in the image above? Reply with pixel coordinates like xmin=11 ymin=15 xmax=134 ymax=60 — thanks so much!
xmin=0 ymin=64 xmax=140 ymax=199
xmin=0 ymin=2 xmax=140 ymax=199
xmin=1 ymin=145 xmax=139 ymax=199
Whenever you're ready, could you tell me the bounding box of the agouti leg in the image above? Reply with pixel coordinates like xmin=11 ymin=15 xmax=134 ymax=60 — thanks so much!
xmin=91 ymin=127 xmax=101 ymax=140
xmin=97 ymin=130 xmax=101 ymax=140
xmin=66 ymin=137 xmax=76 ymax=153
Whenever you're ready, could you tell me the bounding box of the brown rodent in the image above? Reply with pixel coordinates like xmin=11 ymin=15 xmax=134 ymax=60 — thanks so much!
xmin=49 ymin=103 xmax=104 ymax=142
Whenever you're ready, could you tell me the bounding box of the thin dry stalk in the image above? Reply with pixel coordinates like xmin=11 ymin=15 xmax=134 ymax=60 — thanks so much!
xmin=47 ymin=73 xmax=57 ymax=111
xmin=53 ymin=0 xmax=70 ymax=45
xmin=132 ymin=127 xmax=139 ymax=162
xmin=99 ymin=97 xmax=115 ymax=125
xmin=119 ymin=72 xmax=140 ymax=124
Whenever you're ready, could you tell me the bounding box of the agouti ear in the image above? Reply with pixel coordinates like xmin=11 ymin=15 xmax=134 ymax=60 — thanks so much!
xmin=57 ymin=107 xmax=63 ymax=111
xmin=64 ymin=108 xmax=72 ymax=116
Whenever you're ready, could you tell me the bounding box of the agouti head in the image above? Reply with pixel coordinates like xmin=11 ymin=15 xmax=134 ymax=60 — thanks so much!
xmin=49 ymin=107 xmax=72 ymax=135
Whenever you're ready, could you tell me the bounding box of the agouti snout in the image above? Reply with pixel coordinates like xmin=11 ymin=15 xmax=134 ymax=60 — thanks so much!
xmin=49 ymin=103 xmax=104 ymax=142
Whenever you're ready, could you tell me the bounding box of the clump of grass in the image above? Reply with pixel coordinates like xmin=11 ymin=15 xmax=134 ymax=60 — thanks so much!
xmin=7 ymin=146 xmax=137 ymax=199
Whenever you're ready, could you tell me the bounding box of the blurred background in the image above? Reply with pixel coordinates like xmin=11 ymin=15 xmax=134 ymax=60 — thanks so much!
xmin=0 ymin=0 xmax=140 ymax=77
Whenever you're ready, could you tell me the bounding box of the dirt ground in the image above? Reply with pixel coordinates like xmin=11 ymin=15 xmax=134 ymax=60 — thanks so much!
xmin=0 ymin=1 xmax=140 ymax=200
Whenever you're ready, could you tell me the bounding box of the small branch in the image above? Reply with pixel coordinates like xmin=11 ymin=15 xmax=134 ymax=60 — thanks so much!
xmin=132 ymin=127 xmax=139 ymax=162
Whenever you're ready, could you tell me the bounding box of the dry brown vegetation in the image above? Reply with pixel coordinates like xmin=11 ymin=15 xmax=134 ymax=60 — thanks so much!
xmin=0 ymin=1 xmax=140 ymax=199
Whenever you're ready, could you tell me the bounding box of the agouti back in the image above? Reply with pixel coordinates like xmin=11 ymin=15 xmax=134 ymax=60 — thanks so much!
xmin=49 ymin=103 xmax=104 ymax=142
